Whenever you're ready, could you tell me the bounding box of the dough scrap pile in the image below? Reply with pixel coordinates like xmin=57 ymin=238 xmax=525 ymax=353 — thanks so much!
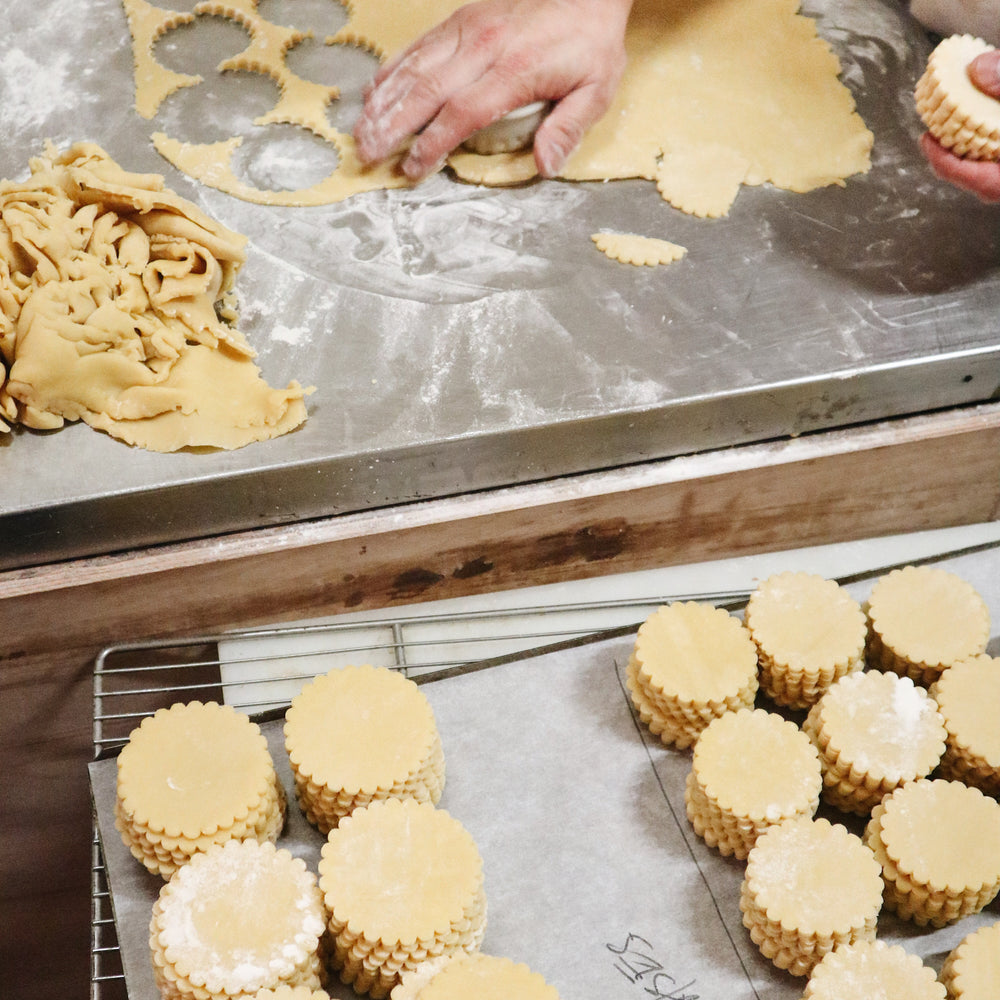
xmin=0 ymin=142 xmax=310 ymax=451
xmin=122 ymin=0 xmax=872 ymax=223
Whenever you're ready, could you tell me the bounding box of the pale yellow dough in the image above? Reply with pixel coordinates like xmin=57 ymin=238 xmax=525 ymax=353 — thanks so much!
xmin=150 ymin=839 xmax=327 ymax=998
xmin=0 ymin=143 xmax=311 ymax=450
xmin=941 ymin=922 xmax=1000 ymax=1000
xmin=122 ymin=0 xmax=872 ymax=212
xmin=803 ymin=941 xmax=946 ymax=1000
xmin=591 ymin=232 xmax=687 ymax=267
xmin=391 ymin=953 xmax=560 ymax=1000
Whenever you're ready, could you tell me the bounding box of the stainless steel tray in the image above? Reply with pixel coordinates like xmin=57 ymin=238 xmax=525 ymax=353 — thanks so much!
xmin=5 ymin=0 xmax=1000 ymax=570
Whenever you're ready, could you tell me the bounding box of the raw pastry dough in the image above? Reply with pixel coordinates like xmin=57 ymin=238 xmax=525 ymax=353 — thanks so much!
xmin=149 ymin=838 xmax=327 ymax=999
xmin=803 ymin=940 xmax=946 ymax=1000
xmin=685 ymin=708 xmax=821 ymax=859
xmin=0 ymin=143 xmax=311 ymax=450
xmin=865 ymin=779 xmax=1000 ymax=927
xmin=740 ymin=816 xmax=883 ymax=977
xmin=916 ymin=34 xmax=1000 ymax=160
xmin=121 ymin=0 xmax=872 ymax=213
xmin=655 ymin=144 xmax=752 ymax=219
xmin=802 ymin=670 xmax=946 ymax=815
xmin=744 ymin=572 xmax=866 ymax=709
xmin=929 ymin=653 xmax=1000 ymax=796
xmin=627 ymin=601 xmax=759 ymax=749
xmin=865 ymin=566 xmax=991 ymax=686
xmin=591 ymin=232 xmax=687 ymax=266
xmin=318 ymin=798 xmax=486 ymax=998
xmin=283 ymin=664 xmax=445 ymax=833
xmin=390 ymin=953 xmax=560 ymax=1000
xmin=115 ymin=701 xmax=285 ymax=876
xmin=941 ymin=921 xmax=1000 ymax=1000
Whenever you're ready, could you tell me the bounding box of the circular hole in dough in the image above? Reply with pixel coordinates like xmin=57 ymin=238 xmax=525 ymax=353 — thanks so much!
xmin=155 ymin=67 xmax=284 ymax=146
xmin=229 ymin=122 xmax=342 ymax=192
xmin=258 ymin=0 xmax=347 ymax=36
xmin=284 ymin=36 xmax=379 ymax=132
xmin=153 ymin=11 xmax=252 ymax=78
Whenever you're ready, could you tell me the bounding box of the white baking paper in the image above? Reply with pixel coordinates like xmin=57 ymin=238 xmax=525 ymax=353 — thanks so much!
xmin=90 ymin=545 xmax=1000 ymax=999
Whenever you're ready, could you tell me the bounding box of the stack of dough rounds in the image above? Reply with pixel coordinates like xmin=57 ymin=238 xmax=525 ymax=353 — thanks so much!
xmin=744 ymin=572 xmax=866 ymax=709
xmin=915 ymin=35 xmax=1000 ymax=161
xmin=116 ymin=701 xmax=285 ymax=877
xmin=802 ymin=940 xmax=946 ymax=1000
xmin=284 ymin=665 xmax=444 ymax=833
xmin=252 ymin=990 xmax=330 ymax=1000
xmin=390 ymin=953 xmax=560 ymax=1000
xmin=865 ymin=566 xmax=990 ymax=686
xmin=684 ymin=708 xmax=822 ymax=859
xmin=149 ymin=839 xmax=327 ymax=1000
xmin=626 ymin=602 xmax=759 ymax=749
xmin=802 ymin=670 xmax=947 ymax=815
xmin=864 ymin=779 xmax=1000 ymax=927
xmin=929 ymin=654 xmax=1000 ymax=796
xmin=318 ymin=798 xmax=486 ymax=999
xmin=739 ymin=816 xmax=883 ymax=977
xmin=940 ymin=921 xmax=1000 ymax=1000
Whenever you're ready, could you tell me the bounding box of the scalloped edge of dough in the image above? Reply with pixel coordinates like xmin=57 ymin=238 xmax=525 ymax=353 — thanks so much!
xmin=591 ymin=231 xmax=688 ymax=267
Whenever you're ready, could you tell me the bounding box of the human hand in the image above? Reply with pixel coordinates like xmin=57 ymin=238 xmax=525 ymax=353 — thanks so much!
xmin=920 ymin=50 xmax=1000 ymax=202
xmin=352 ymin=0 xmax=635 ymax=181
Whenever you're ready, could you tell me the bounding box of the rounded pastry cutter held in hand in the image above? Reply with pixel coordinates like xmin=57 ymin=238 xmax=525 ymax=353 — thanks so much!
xmin=462 ymin=101 xmax=551 ymax=154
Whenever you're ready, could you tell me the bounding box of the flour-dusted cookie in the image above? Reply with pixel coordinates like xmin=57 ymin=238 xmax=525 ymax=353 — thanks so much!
xmin=865 ymin=566 xmax=990 ymax=686
xmin=686 ymin=708 xmax=821 ymax=859
xmin=745 ymin=572 xmax=866 ymax=708
xmin=865 ymin=779 xmax=1000 ymax=927
xmin=740 ymin=816 xmax=883 ymax=977
xmin=116 ymin=701 xmax=285 ymax=877
xmin=940 ymin=921 xmax=1000 ymax=1000
xmin=628 ymin=602 xmax=759 ymax=748
xmin=390 ymin=953 xmax=560 ymax=1000
xmin=253 ymin=989 xmax=332 ymax=1000
xmin=318 ymin=798 xmax=486 ymax=999
xmin=284 ymin=664 xmax=444 ymax=833
xmin=803 ymin=940 xmax=946 ymax=1000
xmin=149 ymin=839 xmax=327 ymax=1000
xmin=929 ymin=654 xmax=1000 ymax=796
xmin=916 ymin=34 xmax=1000 ymax=160
xmin=591 ymin=232 xmax=688 ymax=266
xmin=803 ymin=670 xmax=946 ymax=815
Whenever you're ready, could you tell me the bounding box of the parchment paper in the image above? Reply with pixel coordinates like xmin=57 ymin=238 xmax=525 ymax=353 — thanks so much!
xmin=89 ymin=545 xmax=1000 ymax=1000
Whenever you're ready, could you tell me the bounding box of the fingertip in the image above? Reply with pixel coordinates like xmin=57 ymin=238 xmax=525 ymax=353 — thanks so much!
xmin=968 ymin=51 xmax=1000 ymax=99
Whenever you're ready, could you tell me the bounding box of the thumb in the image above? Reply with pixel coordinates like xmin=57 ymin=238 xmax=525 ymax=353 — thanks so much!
xmin=968 ymin=50 xmax=1000 ymax=99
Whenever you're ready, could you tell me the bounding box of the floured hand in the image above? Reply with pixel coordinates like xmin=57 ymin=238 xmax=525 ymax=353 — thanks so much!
xmin=352 ymin=0 xmax=635 ymax=181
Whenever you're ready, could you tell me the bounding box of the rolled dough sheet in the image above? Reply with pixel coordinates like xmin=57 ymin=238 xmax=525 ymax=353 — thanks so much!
xmin=122 ymin=0 xmax=872 ymax=214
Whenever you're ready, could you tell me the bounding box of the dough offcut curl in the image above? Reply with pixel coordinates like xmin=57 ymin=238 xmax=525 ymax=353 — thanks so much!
xmin=0 ymin=142 xmax=311 ymax=451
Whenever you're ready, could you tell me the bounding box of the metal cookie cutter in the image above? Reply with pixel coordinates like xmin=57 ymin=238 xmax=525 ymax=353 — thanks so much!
xmin=462 ymin=101 xmax=552 ymax=154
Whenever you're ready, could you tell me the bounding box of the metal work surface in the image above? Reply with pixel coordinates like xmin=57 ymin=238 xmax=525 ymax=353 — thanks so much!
xmin=2 ymin=0 xmax=999 ymax=569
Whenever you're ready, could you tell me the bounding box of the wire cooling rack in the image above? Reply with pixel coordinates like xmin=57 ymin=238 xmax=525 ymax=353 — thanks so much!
xmin=89 ymin=588 xmax=751 ymax=1000
xmin=89 ymin=536 xmax=1000 ymax=998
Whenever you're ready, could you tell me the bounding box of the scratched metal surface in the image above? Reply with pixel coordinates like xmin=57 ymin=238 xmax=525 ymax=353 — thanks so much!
xmin=1 ymin=0 xmax=998 ymax=570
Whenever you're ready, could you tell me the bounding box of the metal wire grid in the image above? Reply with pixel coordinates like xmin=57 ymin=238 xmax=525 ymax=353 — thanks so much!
xmin=89 ymin=588 xmax=750 ymax=1000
